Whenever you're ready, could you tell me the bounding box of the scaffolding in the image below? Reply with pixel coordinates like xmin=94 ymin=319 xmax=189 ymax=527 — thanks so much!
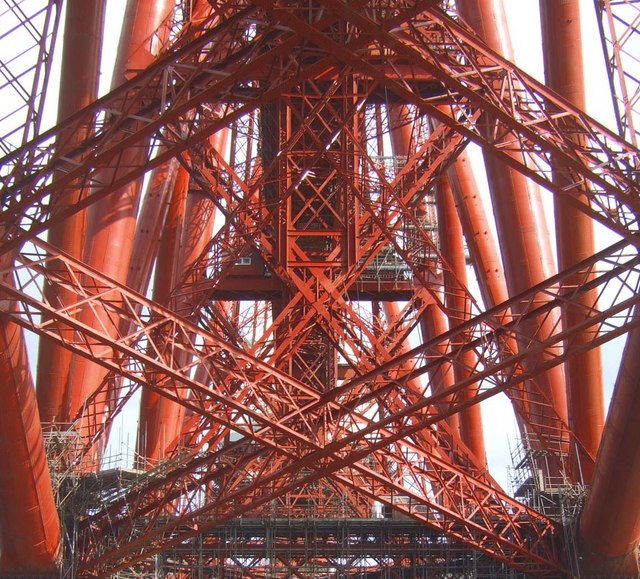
xmin=509 ymin=434 xmax=587 ymax=577
xmin=53 ymin=448 xmax=532 ymax=579
xmin=116 ymin=518 xmax=529 ymax=578
xmin=42 ymin=423 xmax=86 ymax=508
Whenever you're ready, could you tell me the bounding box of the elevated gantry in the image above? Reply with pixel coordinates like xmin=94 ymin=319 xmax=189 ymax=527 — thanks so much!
xmin=1 ymin=0 xmax=640 ymax=577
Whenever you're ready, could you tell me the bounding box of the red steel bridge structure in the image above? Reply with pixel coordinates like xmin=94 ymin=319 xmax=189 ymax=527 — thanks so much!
xmin=1 ymin=0 xmax=640 ymax=577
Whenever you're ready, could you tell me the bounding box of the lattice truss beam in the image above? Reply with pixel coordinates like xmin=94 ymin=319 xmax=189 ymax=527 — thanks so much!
xmin=0 ymin=0 xmax=61 ymax=154
xmin=597 ymin=0 xmax=640 ymax=146
xmin=1 ymin=1 xmax=639 ymax=576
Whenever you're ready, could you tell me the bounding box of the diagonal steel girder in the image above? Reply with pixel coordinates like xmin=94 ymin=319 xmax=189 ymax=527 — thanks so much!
xmin=2 ymin=235 xmax=639 ymax=574
xmin=2 ymin=4 xmax=637 ymax=470
xmin=596 ymin=0 xmax=640 ymax=146
xmin=75 ymin=441 xmax=561 ymax=577
xmin=184 ymin=116 xmax=464 ymax=348
xmin=74 ymin=101 xmax=558 ymax=484
xmin=3 ymin=1 xmax=634 ymax=576
xmin=15 ymin=233 xmax=635 ymax=474
xmin=0 ymin=1 xmax=419 ymax=250
xmin=127 ymin=86 xmax=473 ymax=462
xmin=0 ymin=0 xmax=62 ymax=154
xmin=184 ymin=116 xmax=576 ymax=466
xmin=253 ymin=0 xmax=640 ymax=245
xmin=248 ymin=0 xmax=639 ymax=466
xmin=2 ymin=2 xmax=636 ymax=460
xmin=0 ymin=246 xmax=547 ymax=576
xmin=0 ymin=2 xmax=638 ymax=252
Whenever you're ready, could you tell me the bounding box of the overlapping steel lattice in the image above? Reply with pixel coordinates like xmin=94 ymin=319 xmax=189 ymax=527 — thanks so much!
xmin=1 ymin=0 xmax=640 ymax=577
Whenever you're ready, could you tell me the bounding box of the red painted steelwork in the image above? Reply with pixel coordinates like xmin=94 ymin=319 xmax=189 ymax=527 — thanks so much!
xmin=456 ymin=0 xmax=569 ymax=474
xmin=388 ymin=105 xmax=484 ymax=458
xmin=76 ymin=158 xmax=181 ymax=455
xmin=596 ymin=0 xmax=640 ymax=146
xmin=3 ymin=2 xmax=640 ymax=576
xmin=126 ymin=159 xmax=179 ymax=294
xmin=170 ymin=131 xmax=228 ymax=321
xmin=419 ymin=301 xmax=460 ymax=434
xmin=2 ymin=228 xmax=638 ymax=574
xmin=36 ymin=0 xmax=105 ymax=424
xmin=0 ymin=0 xmax=62 ymax=152
xmin=448 ymin=153 xmax=508 ymax=310
xmin=0 ymin=275 xmax=60 ymax=574
xmin=138 ymin=164 xmax=190 ymax=464
xmin=579 ymin=321 xmax=640 ymax=575
xmin=2 ymin=5 xmax=638 ymax=254
xmin=446 ymin=154 xmax=566 ymax=462
xmin=437 ymin=177 xmax=486 ymax=465
xmin=63 ymin=0 xmax=175 ymax=428
xmin=389 ymin=106 xmax=463 ymax=441
xmin=113 ymin=0 xmax=175 ymax=81
xmin=540 ymin=0 xmax=604 ymax=484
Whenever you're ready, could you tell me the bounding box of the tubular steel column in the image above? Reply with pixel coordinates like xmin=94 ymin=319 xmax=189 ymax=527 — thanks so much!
xmin=36 ymin=0 xmax=105 ymax=424
xmin=63 ymin=0 xmax=175 ymax=428
xmin=437 ymin=177 xmax=486 ymax=466
xmin=5 ymin=1 xmax=640 ymax=575
xmin=0 ymin=277 xmax=60 ymax=574
xmin=447 ymin=153 xmax=508 ymax=309
xmin=579 ymin=319 xmax=640 ymax=576
xmin=388 ymin=106 xmax=484 ymax=458
xmin=540 ymin=0 xmax=603 ymax=483
xmin=137 ymin=165 xmax=190 ymax=464
xmin=419 ymin=301 xmax=460 ymax=435
xmin=125 ymin=160 xmax=178 ymax=297
xmin=456 ymin=0 xmax=569 ymax=470
xmin=0 ymin=2 xmax=66 ymax=572
xmin=146 ymin=130 xmax=227 ymax=459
